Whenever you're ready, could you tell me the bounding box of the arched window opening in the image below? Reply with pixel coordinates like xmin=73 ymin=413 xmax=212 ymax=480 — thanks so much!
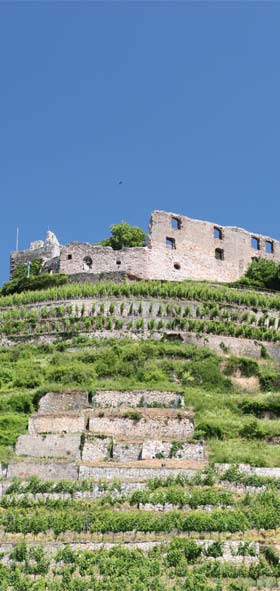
xmin=214 ymin=226 xmax=223 ymax=240
xmin=116 ymin=260 xmax=121 ymax=266
xmin=174 ymin=263 xmax=181 ymax=270
xmin=83 ymin=256 xmax=93 ymax=269
xmin=266 ymin=241 xmax=274 ymax=254
xmin=215 ymin=248 xmax=224 ymax=261
xmin=171 ymin=217 xmax=182 ymax=230
xmin=166 ymin=237 xmax=176 ymax=250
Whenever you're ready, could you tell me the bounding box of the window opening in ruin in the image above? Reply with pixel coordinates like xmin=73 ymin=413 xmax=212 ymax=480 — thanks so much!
xmin=116 ymin=260 xmax=121 ymax=266
xmin=166 ymin=237 xmax=176 ymax=249
xmin=83 ymin=256 xmax=93 ymax=269
xmin=214 ymin=227 xmax=223 ymax=240
xmin=251 ymin=237 xmax=260 ymax=250
xmin=266 ymin=241 xmax=274 ymax=254
xmin=86 ymin=418 xmax=90 ymax=431
xmin=215 ymin=248 xmax=224 ymax=261
xmin=67 ymin=254 xmax=72 ymax=260
xmin=171 ymin=217 xmax=182 ymax=230
xmin=174 ymin=263 xmax=181 ymax=270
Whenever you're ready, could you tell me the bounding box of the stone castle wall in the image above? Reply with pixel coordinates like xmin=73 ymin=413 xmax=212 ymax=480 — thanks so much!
xmin=10 ymin=210 xmax=280 ymax=283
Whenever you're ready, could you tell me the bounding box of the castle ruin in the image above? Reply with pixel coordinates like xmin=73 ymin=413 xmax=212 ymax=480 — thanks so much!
xmin=10 ymin=210 xmax=280 ymax=284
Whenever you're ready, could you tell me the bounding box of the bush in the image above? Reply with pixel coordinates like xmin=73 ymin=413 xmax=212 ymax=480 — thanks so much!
xmin=242 ymin=258 xmax=280 ymax=290
xmin=224 ymin=357 xmax=259 ymax=378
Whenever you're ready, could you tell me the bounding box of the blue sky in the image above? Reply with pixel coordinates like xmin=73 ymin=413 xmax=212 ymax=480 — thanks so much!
xmin=1 ymin=2 xmax=280 ymax=283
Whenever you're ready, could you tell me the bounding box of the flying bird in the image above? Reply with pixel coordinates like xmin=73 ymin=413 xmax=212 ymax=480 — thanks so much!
xmin=117 ymin=180 xmax=123 ymax=185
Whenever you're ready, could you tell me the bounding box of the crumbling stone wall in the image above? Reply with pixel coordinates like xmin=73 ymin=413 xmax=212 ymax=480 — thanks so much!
xmin=10 ymin=231 xmax=60 ymax=277
xmin=60 ymin=243 xmax=149 ymax=279
xmin=10 ymin=210 xmax=280 ymax=283
xmin=146 ymin=210 xmax=280 ymax=283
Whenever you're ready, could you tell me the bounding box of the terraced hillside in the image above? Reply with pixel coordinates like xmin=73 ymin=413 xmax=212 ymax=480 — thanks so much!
xmin=1 ymin=281 xmax=280 ymax=590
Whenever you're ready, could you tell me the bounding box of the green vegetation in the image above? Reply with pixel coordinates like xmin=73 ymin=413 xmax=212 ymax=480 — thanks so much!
xmin=1 ymin=258 xmax=67 ymax=296
xmin=1 ymin=278 xmax=280 ymax=309
xmin=99 ymin=221 xmax=146 ymax=249
xmin=0 ymin=541 xmax=277 ymax=591
xmin=0 ymin=338 xmax=279 ymax=466
xmin=0 ymin=278 xmax=280 ymax=589
xmin=237 ymin=258 xmax=280 ymax=291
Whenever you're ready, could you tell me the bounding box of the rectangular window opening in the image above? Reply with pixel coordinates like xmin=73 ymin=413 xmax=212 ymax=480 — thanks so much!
xmin=214 ymin=226 xmax=223 ymax=240
xmin=67 ymin=254 xmax=73 ymax=260
xmin=251 ymin=237 xmax=260 ymax=251
xmin=166 ymin=237 xmax=176 ymax=250
xmin=215 ymin=248 xmax=224 ymax=261
xmin=266 ymin=241 xmax=274 ymax=254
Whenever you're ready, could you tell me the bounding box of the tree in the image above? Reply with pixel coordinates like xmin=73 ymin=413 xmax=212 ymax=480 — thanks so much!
xmin=100 ymin=221 xmax=146 ymax=250
xmin=243 ymin=259 xmax=280 ymax=290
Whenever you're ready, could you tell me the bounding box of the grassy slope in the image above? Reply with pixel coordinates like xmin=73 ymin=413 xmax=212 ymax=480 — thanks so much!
xmin=0 ymin=336 xmax=279 ymax=466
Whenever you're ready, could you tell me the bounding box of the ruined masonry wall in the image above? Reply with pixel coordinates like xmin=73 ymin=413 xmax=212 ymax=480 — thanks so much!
xmin=10 ymin=210 xmax=280 ymax=283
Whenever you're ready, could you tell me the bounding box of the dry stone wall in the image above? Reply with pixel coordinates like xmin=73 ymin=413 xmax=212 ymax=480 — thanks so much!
xmin=81 ymin=437 xmax=112 ymax=462
xmin=7 ymin=460 xmax=79 ymax=481
xmin=29 ymin=413 xmax=86 ymax=434
xmin=38 ymin=391 xmax=89 ymax=414
xmin=94 ymin=390 xmax=184 ymax=408
xmin=4 ymin=390 xmax=204 ymax=484
xmin=16 ymin=434 xmax=81 ymax=459
xmin=88 ymin=409 xmax=194 ymax=440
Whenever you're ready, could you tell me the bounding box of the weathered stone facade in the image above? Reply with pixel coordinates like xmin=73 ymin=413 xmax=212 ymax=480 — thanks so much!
xmin=10 ymin=210 xmax=280 ymax=283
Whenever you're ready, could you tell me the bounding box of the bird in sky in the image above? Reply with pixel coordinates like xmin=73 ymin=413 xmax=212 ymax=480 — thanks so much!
xmin=117 ymin=180 xmax=123 ymax=185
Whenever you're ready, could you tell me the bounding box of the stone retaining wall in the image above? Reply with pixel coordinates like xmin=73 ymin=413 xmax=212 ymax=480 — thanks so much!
xmin=94 ymin=390 xmax=184 ymax=408
xmin=88 ymin=413 xmax=194 ymax=440
xmin=141 ymin=440 xmax=205 ymax=461
xmin=81 ymin=437 xmax=112 ymax=462
xmin=7 ymin=461 xmax=79 ymax=481
xmin=79 ymin=465 xmax=198 ymax=481
xmin=16 ymin=434 xmax=81 ymax=459
xmin=38 ymin=391 xmax=89 ymax=414
xmin=29 ymin=414 xmax=85 ymax=434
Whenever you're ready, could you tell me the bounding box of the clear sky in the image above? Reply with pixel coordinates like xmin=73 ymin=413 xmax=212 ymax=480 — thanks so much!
xmin=1 ymin=2 xmax=280 ymax=284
